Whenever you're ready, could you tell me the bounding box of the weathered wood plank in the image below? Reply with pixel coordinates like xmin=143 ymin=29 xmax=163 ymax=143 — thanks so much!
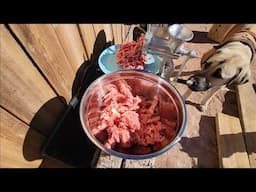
xmin=78 ymin=24 xmax=96 ymax=59
xmin=215 ymin=113 xmax=250 ymax=168
xmin=52 ymin=24 xmax=87 ymax=72
xmin=236 ymin=83 xmax=256 ymax=168
xmin=9 ymin=24 xmax=74 ymax=101
xmin=0 ymin=107 xmax=42 ymax=168
xmin=0 ymin=24 xmax=56 ymax=123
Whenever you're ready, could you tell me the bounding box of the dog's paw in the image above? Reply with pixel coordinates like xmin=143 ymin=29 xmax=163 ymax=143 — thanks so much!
xmin=233 ymin=65 xmax=251 ymax=84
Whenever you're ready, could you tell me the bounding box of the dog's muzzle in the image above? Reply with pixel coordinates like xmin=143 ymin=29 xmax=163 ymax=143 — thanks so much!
xmin=177 ymin=75 xmax=211 ymax=91
xmin=187 ymin=75 xmax=211 ymax=91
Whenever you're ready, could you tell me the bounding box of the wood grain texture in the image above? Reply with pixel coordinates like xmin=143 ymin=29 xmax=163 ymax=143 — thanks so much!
xmin=78 ymin=24 xmax=96 ymax=58
xmin=236 ymin=83 xmax=256 ymax=168
xmin=112 ymin=24 xmax=123 ymax=44
xmin=9 ymin=24 xmax=74 ymax=101
xmin=0 ymin=25 xmax=56 ymax=124
xmin=215 ymin=113 xmax=250 ymax=168
xmin=207 ymin=24 xmax=236 ymax=43
xmin=52 ymin=24 xmax=87 ymax=72
xmin=0 ymin=107 xmax=42 ymax=168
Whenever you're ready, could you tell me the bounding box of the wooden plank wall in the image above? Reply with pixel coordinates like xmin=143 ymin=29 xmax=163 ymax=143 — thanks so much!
xmin=0 ymin=25 xmax=56 ymax=124
xmin=0 ymin=23 xmax=135 ymax=168
xmin=78 ymin=24 xmax=124 ymax=56
xmin=52 ymin=24 xmax=88 ymax=72
xmin=0 ymin=24 xmax=55 ymax=167
xmin=9 ymin=24 xmax=76 ymax=101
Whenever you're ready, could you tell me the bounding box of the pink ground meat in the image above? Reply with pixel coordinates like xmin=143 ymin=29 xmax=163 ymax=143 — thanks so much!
xmin=88 ymin=80 xmax=177 ymax=154
xmin=116 ymin=34 xmax=146 ymax=70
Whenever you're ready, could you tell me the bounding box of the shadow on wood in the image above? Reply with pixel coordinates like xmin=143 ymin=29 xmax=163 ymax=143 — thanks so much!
xmin=185 ymin=89 xmax=238 ymax=113
xmin=180 ymin=91 xmax=241 ymax=167
xmin=184 ymin=100 xmax=202 ymax=111
xmin=23 ymin=30 xmax=111 ymax=168
xmin=23 ymin=96 xmax=67 ymax=163
xmin=219 ymin=132 xmax=256 ymax=157
xmin=179 ymin=116 xmax=219 ymax=168
xmin=72 ymin=29 xmax=111 ymax=99
xmin=221 ymin=91 xmax=239 ymax=117
xmin=180 ymin=88 xmax=251 ymax=167
xmin=179 ymin=106 xmax=255 ymax=168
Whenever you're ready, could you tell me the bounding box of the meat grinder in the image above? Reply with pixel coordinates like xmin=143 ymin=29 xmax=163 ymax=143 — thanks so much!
xmin=142 ymin=24 xmax=197 ymax=82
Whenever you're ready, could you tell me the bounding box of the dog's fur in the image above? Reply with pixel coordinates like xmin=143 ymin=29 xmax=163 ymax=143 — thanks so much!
xmin=186 ymin=24 xmax=256 ymax=111
xmin=200 ymin=41 xmax=252 ymax=85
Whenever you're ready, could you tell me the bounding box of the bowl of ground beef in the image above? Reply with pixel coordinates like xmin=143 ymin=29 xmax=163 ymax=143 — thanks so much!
xmin=79 ymin=70 xmax=187 ymax=159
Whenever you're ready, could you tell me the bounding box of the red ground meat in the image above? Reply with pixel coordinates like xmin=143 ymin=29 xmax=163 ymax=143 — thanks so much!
xmin=116 ymin=34 xmax=147 ymax=70
xmin=88 ymin=80 xmax=177 ymax=154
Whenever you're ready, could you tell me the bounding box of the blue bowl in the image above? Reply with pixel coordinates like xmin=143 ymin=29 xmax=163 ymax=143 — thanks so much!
xmin=98 ymin=44 xmax=161 ymax=74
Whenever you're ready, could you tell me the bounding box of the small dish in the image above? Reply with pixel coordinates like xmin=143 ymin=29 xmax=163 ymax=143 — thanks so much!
xmin=98 ymin=44 xmax=161 ymax=74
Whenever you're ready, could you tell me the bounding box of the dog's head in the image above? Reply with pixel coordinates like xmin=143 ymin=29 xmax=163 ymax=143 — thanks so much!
xmin=188 ymin=41 xmax=252 ymax=91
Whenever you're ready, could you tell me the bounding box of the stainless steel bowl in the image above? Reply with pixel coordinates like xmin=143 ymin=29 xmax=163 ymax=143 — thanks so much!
xmin=79 ymin=70 xmax=187 ymax=159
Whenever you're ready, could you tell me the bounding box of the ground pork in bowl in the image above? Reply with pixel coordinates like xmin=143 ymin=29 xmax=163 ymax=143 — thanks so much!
xmin=79 ymin=70 xmax=187 ymax=159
